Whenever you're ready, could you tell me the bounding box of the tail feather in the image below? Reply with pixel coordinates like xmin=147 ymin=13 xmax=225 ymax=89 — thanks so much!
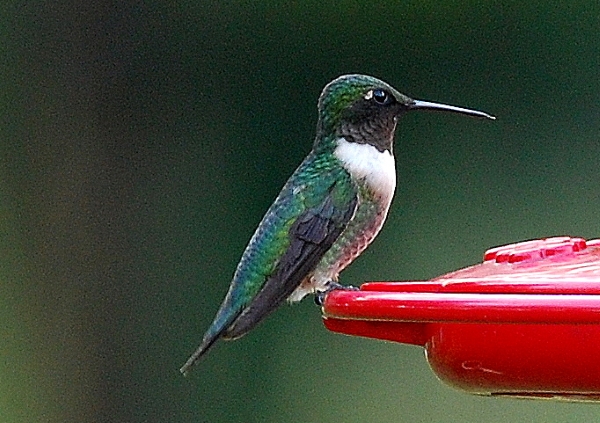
xmin=179 ymin=332 xmax=221 ymax=376
xmin=180 ymin=302 xmax=241 ymax=376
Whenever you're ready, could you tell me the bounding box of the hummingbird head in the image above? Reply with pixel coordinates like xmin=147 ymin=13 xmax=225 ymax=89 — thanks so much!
xmin=316 ymin=74 xmax=494 ymax=153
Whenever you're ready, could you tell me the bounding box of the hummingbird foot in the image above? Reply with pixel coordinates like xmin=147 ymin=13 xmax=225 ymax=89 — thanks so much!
xmin=314 ymin=282 xmax=360 ymax=306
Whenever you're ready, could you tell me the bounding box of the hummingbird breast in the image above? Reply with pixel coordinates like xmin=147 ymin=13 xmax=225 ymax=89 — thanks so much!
xmin=289 ymin=137 xmax=396 ymax=301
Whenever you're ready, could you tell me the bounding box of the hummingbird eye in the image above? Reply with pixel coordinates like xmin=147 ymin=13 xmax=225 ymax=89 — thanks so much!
xmin=372 ymin=89 xmax=390 ymax=105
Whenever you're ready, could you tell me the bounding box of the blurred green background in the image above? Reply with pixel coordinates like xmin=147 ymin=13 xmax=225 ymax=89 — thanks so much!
xmin=2 ymin=1 xmax=600 ymax=422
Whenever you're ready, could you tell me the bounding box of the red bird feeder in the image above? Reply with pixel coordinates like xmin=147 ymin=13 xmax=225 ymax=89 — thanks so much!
xmin=322 ymin=236 xmax=600 ymax=401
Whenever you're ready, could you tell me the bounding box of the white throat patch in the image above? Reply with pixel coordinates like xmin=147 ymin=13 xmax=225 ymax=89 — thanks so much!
xmin=333 ymin=138 xmax=396 ymax=201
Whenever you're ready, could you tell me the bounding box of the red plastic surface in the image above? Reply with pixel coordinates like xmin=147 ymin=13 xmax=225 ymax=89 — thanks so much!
xmin=322 ymin=236 xmax=600 ymax=400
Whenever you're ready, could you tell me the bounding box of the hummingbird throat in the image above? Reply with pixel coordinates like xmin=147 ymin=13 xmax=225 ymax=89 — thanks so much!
xmin=338 ymin=115 xmax=397 ymax=153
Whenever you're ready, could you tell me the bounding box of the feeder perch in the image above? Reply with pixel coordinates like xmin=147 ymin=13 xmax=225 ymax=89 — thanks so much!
xmin=322 ymin=236 xmax=600 ymax=401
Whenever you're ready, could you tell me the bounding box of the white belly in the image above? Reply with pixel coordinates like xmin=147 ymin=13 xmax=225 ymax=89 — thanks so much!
xmin=288 ymin=138 xmax=396 ymax=302
xmin=333 ymin=138 xmax=396 ymax=203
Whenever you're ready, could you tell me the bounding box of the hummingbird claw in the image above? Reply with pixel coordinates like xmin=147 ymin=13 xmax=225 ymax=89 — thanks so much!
xmin=314 ymin=282 xmax=360 ymax=306
xmin=314 ymin=291 xmax=326 ymax=306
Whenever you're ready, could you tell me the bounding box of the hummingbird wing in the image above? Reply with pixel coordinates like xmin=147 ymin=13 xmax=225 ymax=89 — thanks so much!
xmin=225 ymin=179 xmax=358 ymax=339
xmin=180 ymin=157 xmax=357 ymax=374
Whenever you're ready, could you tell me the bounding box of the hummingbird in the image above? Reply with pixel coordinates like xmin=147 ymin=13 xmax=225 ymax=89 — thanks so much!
xmin=180 ymin=74 xmax=494 ymax=375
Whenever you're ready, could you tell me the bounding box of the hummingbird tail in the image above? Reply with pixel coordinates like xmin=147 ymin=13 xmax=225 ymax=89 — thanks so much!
xmin=180 ymin=304 xmax=241 ymax=376
xmin=179 ymin=333 xmax=220 ymax=376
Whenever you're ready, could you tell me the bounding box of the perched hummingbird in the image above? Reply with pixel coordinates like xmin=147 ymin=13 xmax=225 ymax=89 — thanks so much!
xmin=181 ymin=74 xmax=494 ymax=375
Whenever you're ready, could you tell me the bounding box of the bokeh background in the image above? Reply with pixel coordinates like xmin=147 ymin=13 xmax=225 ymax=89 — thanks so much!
xmin=2 ymin=1 xmax=600 ymax=422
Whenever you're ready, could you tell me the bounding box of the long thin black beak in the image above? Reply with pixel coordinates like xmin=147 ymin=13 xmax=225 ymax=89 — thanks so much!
xmin=410 ymin=100 xmax=495 ymax=120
